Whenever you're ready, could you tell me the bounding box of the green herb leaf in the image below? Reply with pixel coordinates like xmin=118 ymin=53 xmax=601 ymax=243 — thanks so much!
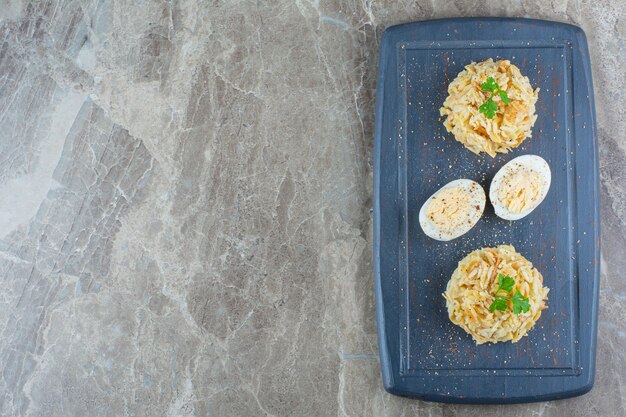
xmin=498 ymin=89 xmax=511 ymax=104
xmin=511 ymin=290 xmax=531 ymax=315
xmin=497 ymin=274 xmax=515 ymax=292
xmin=489 ymin=296 xmax=509 ymax=312
xmin=478 ymin=97 xmax=498 ymax=119
xmin=481 ymin=76 xmax=499 ymax=93
xmin=479 ymin=76 xmax=511 ymax=118
xmin=489 ymin=275 xmax=531 ymax=314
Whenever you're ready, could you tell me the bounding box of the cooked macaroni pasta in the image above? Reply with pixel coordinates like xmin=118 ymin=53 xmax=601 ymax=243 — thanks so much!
xmin=443 ymin=245 xmax=549 ymax=344
xmin=440 ymin=59 xmax=539 ymax=157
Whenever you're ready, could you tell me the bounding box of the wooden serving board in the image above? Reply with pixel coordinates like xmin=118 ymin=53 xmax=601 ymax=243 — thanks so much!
xmin=373 ymin=18 xmax=600 ymax=403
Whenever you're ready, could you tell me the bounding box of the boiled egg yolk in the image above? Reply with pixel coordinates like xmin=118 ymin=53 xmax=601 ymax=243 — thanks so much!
xmin=497 ymin=170 xmax=543 ymax=213
xmin=425 ymin=187 xmax=473 ymax=235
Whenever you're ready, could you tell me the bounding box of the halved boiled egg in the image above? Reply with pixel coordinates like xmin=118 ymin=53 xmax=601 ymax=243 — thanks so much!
xmin=419 ymin=179 xmax=486 ymax=241
xmin=489 ymin=154 xmax=551 ymax=220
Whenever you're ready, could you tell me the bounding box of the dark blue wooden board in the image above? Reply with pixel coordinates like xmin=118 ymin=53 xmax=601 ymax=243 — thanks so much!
xmin=373 ymin=18 xmax=600 ymax=404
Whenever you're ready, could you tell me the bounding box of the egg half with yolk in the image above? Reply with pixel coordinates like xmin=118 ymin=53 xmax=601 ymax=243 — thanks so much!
xmin=419 ymin=179 xmax=486 ymax=241
xmin=489 ymin=154 xmax=551 ymax=221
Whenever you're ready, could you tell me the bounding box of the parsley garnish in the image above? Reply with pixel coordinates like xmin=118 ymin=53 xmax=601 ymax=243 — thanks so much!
xmin=489 ymin=296 xmax=508 ymax=312
xmin=481 ymin=77 xmax=498 ymax=92
xmin=488 ymin=274 xmax=531 ymax=314
xmin=511 ymin=290 xmax=531 ymax=314
xmin=478 ymin=77 xmax=510 ymax=119
xmin=478 ymin=98 xmax=498 ymax=119
xmin=497 ymin=273 xmax=515 ymax=292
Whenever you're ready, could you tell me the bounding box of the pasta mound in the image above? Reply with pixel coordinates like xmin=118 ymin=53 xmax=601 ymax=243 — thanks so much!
xmin=440 ymin=59 xmax=539 ymax=157
xmin=443 ymin=245 xmax=549 ymax=344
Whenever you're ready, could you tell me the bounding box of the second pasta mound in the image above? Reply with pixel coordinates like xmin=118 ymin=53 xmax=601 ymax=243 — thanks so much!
xmin=443 ymin=245 xmax=549 ymax=344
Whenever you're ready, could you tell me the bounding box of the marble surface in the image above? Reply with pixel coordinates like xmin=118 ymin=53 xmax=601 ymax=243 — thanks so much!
xmin=0 ymin=1 xmax=624 ymax=416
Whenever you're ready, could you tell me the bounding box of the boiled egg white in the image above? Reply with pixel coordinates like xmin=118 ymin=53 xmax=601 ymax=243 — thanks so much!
xmin=418 ymin=179 xmax=486 ymax=241
xmin=489 ymin=154 xmax=551 ymax=221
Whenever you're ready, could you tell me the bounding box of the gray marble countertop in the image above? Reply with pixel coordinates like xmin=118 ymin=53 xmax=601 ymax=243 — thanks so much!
xmin=0 ymin=1 xmax=624 ymax=416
